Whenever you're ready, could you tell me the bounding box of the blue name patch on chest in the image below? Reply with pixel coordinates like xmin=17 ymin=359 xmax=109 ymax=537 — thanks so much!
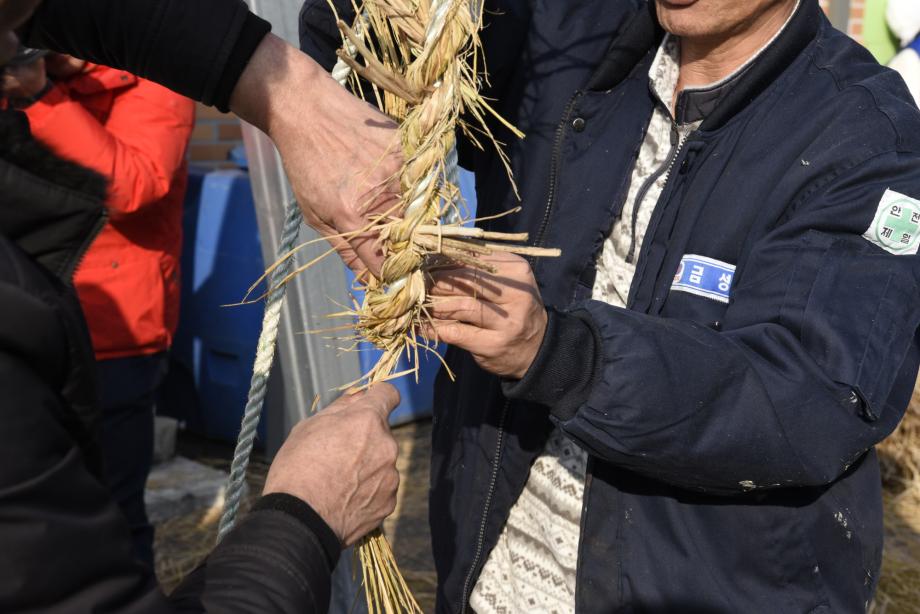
xmin=671 ymin=254 xmax=735 ymax=304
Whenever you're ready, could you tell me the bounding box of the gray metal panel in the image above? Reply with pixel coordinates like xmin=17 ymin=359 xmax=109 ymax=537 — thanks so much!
xmin=242 ymin=0 xmax=361 ymax=453
xmin=827 ymin=0 xmax=851 ymax=32
xmin=241 ymin=125 xmax=362 ymax=452
xmin=242 ymin=1 xmax=366 ymax=612
xmin=247 ymin=0 xmax=302 ymax=44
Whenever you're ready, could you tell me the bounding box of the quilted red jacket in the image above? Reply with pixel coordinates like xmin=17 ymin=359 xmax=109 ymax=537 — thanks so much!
xmin=25 ymin=62 xmax=194 ymax=359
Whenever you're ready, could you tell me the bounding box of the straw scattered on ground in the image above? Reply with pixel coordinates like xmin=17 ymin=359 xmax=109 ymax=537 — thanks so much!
xmin=873 ymin=378 xmax=920 ymax=614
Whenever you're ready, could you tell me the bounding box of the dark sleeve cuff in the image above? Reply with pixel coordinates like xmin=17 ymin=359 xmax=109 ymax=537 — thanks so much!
xmin=501 ymin=307 xmax=601 ymax=422
xmin=253 ymin=493 xmax=341 ymax=568
xmin=210 ymin=12 xmax=272 ymax=112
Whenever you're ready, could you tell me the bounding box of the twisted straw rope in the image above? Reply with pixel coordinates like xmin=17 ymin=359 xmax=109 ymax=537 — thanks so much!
xmin=346 ymin=0 xmax=475 ymax=383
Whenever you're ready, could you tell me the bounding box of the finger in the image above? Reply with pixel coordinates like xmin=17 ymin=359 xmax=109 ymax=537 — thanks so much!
xmin=352 ymin=170 xmax=400 ymax=277
xmin=422 ymin=318 xmax=482 ymax=350
xmin=351 ymin=229 xmax=385 ymax=278
xmin=362 ymin=383 xmax=401 ymax=420
xmin=428 ymin=270 xmax=503 ymax=302
xmin=429 ymin=254 xmax=535 ymax=302
xmin=428 ymin=295 xmax=506 ymax=328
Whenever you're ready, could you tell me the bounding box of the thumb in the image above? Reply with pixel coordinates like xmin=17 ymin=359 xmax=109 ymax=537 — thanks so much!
xmin=362 ymin=383 xmax=401 ymax=421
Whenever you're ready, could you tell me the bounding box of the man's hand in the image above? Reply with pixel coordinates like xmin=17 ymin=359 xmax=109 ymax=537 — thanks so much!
xmin=230 ymin=34 xmax=402 ymax=276
xmin=263 ymin=384 xmax=401 ymax=546
xmin=427 ymin=252 xmax=548 ymax=379
xmin=1 ymin=55 xmax=45 ymax=99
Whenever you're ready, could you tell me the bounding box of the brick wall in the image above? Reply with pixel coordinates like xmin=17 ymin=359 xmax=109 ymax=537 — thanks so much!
xmin=818 ymin=0 xmax=869 ymax=43
xmin=188 ymin=102 xmax=244 ymax=169
xmin=848 ymin=0 xmax=866 ymax=42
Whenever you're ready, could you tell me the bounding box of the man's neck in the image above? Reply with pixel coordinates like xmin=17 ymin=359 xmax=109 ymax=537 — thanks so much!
xmin=677 ymin=1 xmax=797 ymax=92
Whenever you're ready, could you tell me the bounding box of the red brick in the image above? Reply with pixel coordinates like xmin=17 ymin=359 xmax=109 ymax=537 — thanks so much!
xmin=218 ymin=122 xmax=243 ymax=141
xmin=189 ymin=143 xmax=234 ymax=162
xmin=191 ymin=123 xmax=216 ymax=141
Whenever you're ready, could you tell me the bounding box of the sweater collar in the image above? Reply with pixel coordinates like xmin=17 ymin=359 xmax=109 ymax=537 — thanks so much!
xmin=649 ymin=0 xmax=801 ymax=126
xmin=588 ymin=0 xmax=821 ymax=131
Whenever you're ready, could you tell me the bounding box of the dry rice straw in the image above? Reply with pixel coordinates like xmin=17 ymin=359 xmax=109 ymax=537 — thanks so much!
xmin=265 ymin=1 xmax=561 ymax=611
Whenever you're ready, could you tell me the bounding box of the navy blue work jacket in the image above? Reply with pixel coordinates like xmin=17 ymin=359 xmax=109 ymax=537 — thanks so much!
xmin=301 ymin=1 xmax=920 ymax=611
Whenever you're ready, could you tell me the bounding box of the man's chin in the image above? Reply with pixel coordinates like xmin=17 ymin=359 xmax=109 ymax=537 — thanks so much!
xmin=656 ymin=1 xmax=718 ymax=38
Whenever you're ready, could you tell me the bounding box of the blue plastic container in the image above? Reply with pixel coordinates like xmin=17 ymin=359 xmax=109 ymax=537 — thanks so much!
xmin=164 ymin=164 xmax=267 ymax=443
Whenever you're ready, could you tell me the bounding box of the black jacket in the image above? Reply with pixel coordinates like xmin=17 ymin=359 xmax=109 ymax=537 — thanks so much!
xmin=0 ymin=3 xmax=342 ymax=612
xmin=301 ymin=1 xmax=920 ymax=612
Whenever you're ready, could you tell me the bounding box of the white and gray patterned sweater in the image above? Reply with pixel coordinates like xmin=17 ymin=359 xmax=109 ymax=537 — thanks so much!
xmin=470 ymin=34 xmax=696 ymax=614
xmin=467 ymin=1 xmax=804 ymax=602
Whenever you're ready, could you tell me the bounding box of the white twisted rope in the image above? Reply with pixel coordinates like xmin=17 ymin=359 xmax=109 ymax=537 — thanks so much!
xmin=216 ymin=34 xmax=362 ymax=541
xmin=217 ymin=198 xmax=302 ymax=541
xmin=218 ymin=7 xmax=461 ymax=541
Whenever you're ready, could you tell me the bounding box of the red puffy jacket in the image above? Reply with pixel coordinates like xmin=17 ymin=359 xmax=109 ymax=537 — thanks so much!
xmin=25 ymin=63 xmax=195 ymax=359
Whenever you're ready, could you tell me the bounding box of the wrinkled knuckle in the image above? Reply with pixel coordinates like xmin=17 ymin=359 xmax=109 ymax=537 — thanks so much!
xmin=386 ymin=437 xmax=399 ymax=462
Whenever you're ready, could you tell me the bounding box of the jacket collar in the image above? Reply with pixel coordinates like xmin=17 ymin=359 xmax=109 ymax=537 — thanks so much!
xmin=587 ymin=0 xmax=821 ymax=131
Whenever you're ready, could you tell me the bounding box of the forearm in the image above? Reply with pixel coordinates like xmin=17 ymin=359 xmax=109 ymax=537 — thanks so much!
xmin=229 ymin=33 xmax=354 ymax=155
xmin=169 ymin=494 xmax=341 ymax=614
xmin=228 ymin=33 xmax=324 ymax=139
xmin=22 ymin=0 xmax=269 ymax=110
xmin=506 ymin=303 xmax=918 ymax=494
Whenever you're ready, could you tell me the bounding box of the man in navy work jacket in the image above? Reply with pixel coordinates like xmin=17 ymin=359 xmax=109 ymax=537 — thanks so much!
xmin=300 ymin=0 xmax=920 ymax=612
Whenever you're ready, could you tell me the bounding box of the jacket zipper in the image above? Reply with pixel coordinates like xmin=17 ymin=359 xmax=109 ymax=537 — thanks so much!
xmin=59 ymin=208 xmax=108 ymax=283
xmin=460 ymin=91 xmax=580 ymax=610
xmin=459 ymin=398 xmax=511 ymax=613
xmin=574 ymin=458 xmax=595 ymax=612
xmin=531 ymin=92 xmax=582 ymax=254
xmin=625 ymin=121 xmax=685 ymax=264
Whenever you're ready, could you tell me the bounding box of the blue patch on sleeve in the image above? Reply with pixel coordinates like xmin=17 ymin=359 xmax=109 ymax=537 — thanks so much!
xmin=670 ymin=254 xmax=735 ymax=304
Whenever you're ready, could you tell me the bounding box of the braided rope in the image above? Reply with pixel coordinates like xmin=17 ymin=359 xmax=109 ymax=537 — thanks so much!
xmin=353 ymin=0 xmax=470 ymax=375
xmin=216 ymin=31 xmax=363 ymax=541
xmin=216 ymin=199 xmax=302 ymax=541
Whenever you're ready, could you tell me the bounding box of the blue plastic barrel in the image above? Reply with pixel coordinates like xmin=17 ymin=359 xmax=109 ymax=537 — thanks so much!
xmin=164 ymin=164 xmax=267 ymax=444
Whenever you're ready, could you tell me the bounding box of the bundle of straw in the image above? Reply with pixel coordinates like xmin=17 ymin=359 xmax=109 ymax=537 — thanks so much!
xmin=330 ymin=0 xmax=556 ymax=386
xmin=317 ymin=1 xmax=558 ymax=611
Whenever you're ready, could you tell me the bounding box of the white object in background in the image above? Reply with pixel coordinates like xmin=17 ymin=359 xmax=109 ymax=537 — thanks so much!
xmin=887 ymin=0 xmax=920 ymax=108
xmin=887 ymin=0 xmax=920 ymax=47
xmin=889 ymin=46 xmax=920 ymax=107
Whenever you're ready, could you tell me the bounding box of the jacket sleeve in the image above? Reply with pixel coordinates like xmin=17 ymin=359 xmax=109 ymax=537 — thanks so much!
xmin=20 ymin=0 xmax=270 ymax=111
xmin=169 ymin=495 xmax=341 ymax=614
xmin=504 ymin=150 xmax=920 ymax=495
xmin=0 ymin=351 xmax=172 ymax=613
xmin=25 ymin=80 xmax=194 ymax=218
xmin=0 ymin=348 xmax=342 ymax=613
xmin=299 ymin=0 xmax=353 ymax=71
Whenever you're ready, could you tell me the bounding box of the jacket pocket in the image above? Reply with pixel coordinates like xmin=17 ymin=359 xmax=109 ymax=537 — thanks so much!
xmin=801 ymin=234 xmax=919 ymax=419
xmin=74 ymin=256 xmax=169 ymax=356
